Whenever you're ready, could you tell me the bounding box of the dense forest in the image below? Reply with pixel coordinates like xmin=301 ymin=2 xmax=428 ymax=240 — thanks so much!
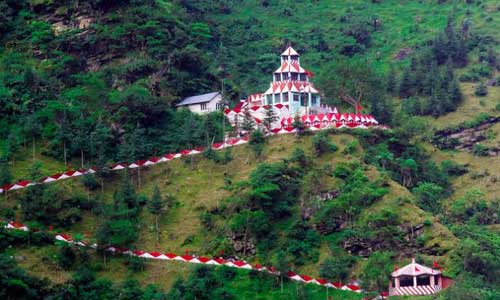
xmin=0 ymin=1 xmax=499 ymax=300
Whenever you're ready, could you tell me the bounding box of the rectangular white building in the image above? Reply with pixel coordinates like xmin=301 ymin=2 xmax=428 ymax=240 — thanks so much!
xmin=176 ymin=92 xmax=224 ymax=114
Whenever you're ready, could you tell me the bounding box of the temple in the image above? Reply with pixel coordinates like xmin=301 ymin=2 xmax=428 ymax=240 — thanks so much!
xmin=262 ymin=46 xmax=320 ymax=114
xmin=389 ymin=259 xmax=452 ymax=296
xmin=223 ymin=44 xmax=382 ymax=132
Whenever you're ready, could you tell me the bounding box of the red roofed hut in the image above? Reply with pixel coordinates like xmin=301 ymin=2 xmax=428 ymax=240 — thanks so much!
xmin=389 ymin=259 xmax=451 ymax=296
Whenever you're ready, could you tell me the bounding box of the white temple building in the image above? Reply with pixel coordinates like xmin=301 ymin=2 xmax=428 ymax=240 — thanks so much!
xmin=262 ymin=46 xmax=320 ymax=115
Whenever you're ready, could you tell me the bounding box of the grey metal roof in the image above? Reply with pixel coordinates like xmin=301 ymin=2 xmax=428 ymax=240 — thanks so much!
xmin=176 ymin=92 xmax=220 ymax=106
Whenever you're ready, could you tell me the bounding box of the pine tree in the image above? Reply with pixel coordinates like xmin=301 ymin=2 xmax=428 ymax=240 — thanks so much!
xmin=148 ymin=185 xmax=165 ymax=241
xmin=427 ymin=89 xmax=440 ymax=117
xmin=432 ymin=33 xmax=448 ymax=65
xmin=453 ymin=36 xmax=468 ymax=68
xmin=292 ymin=113 xmax=305 ymax=134
xmin=0 ymin=158 xmax=12 ymax=186
xmin=399 ymin=68 xmax=413 ymax=98
xmin=386 ymin=67 xmax=397 ymax=94
xmin=90 ymin=121 xmax=113 ymax=168
xmin=474 ymin=82 xmax=488 ymax=97
xmin=263 ymin=106 xmax=278 ymax=131
xmin=448 ymin=79 xmax=462 ymax=107
xmin=486 ymin=47 xmax=497 ymax=68
xmin=241 ymin=107 xmax=255 ymax=133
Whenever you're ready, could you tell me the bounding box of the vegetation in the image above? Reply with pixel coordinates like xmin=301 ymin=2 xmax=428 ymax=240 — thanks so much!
xmin=0 ymin=0 xmax=499 ymax=299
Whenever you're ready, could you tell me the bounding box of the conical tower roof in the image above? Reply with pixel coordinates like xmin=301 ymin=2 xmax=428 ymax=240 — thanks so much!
xmin=281 ymin=46 xmax=299 ymax=56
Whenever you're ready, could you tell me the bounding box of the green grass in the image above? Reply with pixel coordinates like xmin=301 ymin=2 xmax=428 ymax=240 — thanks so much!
xmin=208 ymin=0 xmax=500 ymax=93
xmin=2 ymin=131 xmax=459 ymax=285
xmin=11 ymin=243 xmax=363 ymax=299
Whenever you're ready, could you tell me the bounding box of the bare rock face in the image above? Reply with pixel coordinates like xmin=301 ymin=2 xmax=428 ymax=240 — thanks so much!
xmin=301 ymin=189 xmax=340 ymax=220
xmin=393 ymin=47 xmax=413 ymax=60
xmin=433 ymin=116 xmax=500 ymax=156
xmin=342 ymin=223 xmax=432 ymax=257
xmin=228 ymin=232 xmax=256 ymax=255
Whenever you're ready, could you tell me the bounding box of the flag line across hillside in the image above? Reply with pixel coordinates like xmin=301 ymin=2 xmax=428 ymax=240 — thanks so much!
xmin=2 ymin=220 xmax=362 ymax=293
xmin=0 ymin=122 xmax=387 ymax=194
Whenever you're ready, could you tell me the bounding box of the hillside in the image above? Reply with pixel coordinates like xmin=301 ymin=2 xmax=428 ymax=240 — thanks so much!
xmin=0 ymin=1 xmax=499 ymax=300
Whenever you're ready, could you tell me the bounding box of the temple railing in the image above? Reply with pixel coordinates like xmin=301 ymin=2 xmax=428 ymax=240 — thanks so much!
xmin=389 ymin=285 xmax=441 ymax=296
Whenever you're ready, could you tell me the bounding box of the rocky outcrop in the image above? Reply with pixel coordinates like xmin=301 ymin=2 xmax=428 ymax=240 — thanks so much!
xmin=301 ymin=190 xmax=340 ymax=220
xmin=228 ymin=232 xmax=256 ymax=255
xmin=342 ymin=223 xmax=439 ymax=257
xmin=433 ymin=116 xmax=500 ymax=156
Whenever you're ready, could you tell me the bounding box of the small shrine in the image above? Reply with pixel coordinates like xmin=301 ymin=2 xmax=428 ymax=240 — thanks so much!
xmin=389 ymin=259 xmax=452 ymax=296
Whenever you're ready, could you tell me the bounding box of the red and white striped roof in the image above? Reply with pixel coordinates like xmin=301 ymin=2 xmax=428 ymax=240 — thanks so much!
xmin=392 ymin=259 xmax=441 ymax=277
xmin=281 ymin=46 xmax=299 ymax=56
xmin=265 ymin=81 xmax=319 ymax=94
xmin=247 ymin=93 xmax=264 ymax=106
xmin=274 ymin=60 xmax=305 ymax=74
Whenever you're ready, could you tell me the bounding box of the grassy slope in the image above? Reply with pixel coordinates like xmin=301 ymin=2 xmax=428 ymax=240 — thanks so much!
xmin=2 ymin=132 xmax=457 ymax=297
xmin=211 ymin=0 xmax=499 ymax=93
xmin=2 ymin=0 xmax=499 ymax=297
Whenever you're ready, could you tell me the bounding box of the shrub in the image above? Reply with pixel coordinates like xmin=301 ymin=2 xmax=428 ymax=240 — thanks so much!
xmin=413 ymin=182 xmax=444 ymax=213
xmin=441 ymin=160 xmax=468 ymax=176
xmin=449 ymin=189 xmax=499 ymax=225
xmin=82 ymin=174 xmax=100 ymax=190
xmin=289 ymin=147 xmax=310 ymax=168
xmin=127 ymin=256 xmax=145 ymax=272
xmin=474 ymin=82 xmax=488 ymax=96
xmin=319 ymin=255 xmax=356 ymax=282
xmin=58 ymin=245 xmax=76 ymax=270
xmin=342 ymin=140 xmax=358 ymax=155
xmin=459 ymin=72 xmax=480 ymax=82
xmin=473 ymin=143 xmax=489 ymax=156
xmin=249 ymin=130 xmax=265 ymax=157
xmin=312 ymin=131 xmax=337 ymax=156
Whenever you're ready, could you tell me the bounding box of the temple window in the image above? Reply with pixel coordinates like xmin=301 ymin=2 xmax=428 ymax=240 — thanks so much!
xmin=283 ymin=93 xmax=289 ymax=102
xmin=274 ymin=93 xmax=281 ymax=103
xmin=274 ymin=74 xmax=280 ymax=81
xmin=400 ymin=276 xmax=413 ymax=287
xmin=300 ymin=73 xmax=306 ymax=81
xmin=291 ymin=72 xmax=298 ymax=81
xmin=266 ymin=94 xmax=272 ymax=105
xmin=283 ymin=73 xmax=289 ymax=80
xmin=417 ymin=276 xmax=430 ymax=286
xmin=311 ymin=95 xmax=317 ymax=105
xmin=293 ymin=93 xmax=300 ymax=102
xmin=291 ymin=55 xmax=299 ymax=61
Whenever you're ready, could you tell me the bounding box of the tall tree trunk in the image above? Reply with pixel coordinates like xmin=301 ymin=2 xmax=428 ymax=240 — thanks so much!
xmin=156 ymin=215 xmax=160 ymax=242
xmin=32 ymin=135 xmax=36 ymax=162
xmin=63 ymin=140 xmax=67 ymax=166
xmin=138 ymin=167 xmax=141 ymax=188
xmin=81 ymin=149 xmax=84 ymax=169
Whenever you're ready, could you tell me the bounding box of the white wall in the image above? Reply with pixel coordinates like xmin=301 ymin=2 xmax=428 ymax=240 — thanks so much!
xmin=181 ymin=94 xmax=222 ymax=114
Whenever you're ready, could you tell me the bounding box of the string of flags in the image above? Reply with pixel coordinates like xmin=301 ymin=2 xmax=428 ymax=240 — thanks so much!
xmin=2 ymin=220 xmax=362 ymax=293
xmin=0 ymin=118 xmax=387 ymax=195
